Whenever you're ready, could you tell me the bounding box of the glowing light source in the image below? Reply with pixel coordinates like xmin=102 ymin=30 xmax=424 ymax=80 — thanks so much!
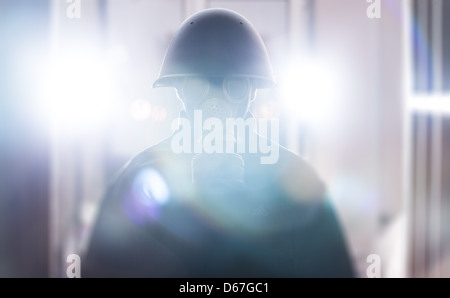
xmin=125 ymin=168 xmax=170 ymax=224
xmin=107 ymin=44 xmax=130 ymax=66
xmin=150 ymin=105 xmax=168 ymax=122
xmin=254 ymin=100 xmax=280 ymax=119
xmin=279 ymin=58 xmax=341 ymax=126
xmin=41 ymin=48 xmax=116 ymax=133
xmin=408 ymin=94 xmax=450 ymax=114
xmin=130 ymin=99 xmax=152 ymax=121
xmin=136 ymin=168 xmax=170 ymax=205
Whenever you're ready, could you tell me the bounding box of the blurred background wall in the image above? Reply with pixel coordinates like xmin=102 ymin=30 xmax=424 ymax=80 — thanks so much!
xmin=0 ymin=0 xmax=448 ymax=278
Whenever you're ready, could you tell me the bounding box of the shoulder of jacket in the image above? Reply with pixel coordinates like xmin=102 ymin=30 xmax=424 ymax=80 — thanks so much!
xmin=107 ymin=137 xmax=175 ymax=186
xmin=276 ymin=145 xmax=327 ymax=203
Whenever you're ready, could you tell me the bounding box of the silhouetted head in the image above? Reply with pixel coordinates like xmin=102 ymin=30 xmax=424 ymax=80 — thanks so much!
xmin=153 ymin=8 xmax=276 ymax=121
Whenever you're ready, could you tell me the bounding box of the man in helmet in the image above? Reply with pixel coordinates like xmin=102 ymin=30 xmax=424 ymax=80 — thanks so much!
xmin=83 ymin=8 xmax=355 ymax=278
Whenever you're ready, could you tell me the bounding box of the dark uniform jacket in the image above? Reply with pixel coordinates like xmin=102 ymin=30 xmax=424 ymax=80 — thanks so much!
xmin=83 ymin=134 xmax=355 ymax=278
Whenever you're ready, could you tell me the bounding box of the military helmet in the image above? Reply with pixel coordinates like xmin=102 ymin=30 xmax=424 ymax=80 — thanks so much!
xmin=153 ymin=8 xmax=276 ymax=89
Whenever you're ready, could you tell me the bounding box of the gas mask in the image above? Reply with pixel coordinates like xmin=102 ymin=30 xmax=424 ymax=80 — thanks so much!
xmin=176 ymin=76 xmax=256 ymax=191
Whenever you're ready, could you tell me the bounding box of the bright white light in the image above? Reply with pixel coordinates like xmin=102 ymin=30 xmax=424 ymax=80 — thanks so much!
xmin=42 ymin=48 xmax=116 ymax=133
xmin=150 ymin=105 xmax=168 ymax=122
xmin=279 ymin=58 xmax=341 ymax=126
xmin=107 ymin=44 xmax=130 ymax=66
xmin=408 ymin=94 xmax=450 ymax=114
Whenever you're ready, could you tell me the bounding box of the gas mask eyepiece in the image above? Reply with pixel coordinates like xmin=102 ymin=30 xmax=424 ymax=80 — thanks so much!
xmin=176 ymin=76 xmax=253 ymax=121
xmin=177 ymin=76 xmax=252 ymax=104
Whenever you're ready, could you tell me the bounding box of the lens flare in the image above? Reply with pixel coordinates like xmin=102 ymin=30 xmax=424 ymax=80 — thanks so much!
xmin=124 ymin=168 xmax=170 ymax=224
